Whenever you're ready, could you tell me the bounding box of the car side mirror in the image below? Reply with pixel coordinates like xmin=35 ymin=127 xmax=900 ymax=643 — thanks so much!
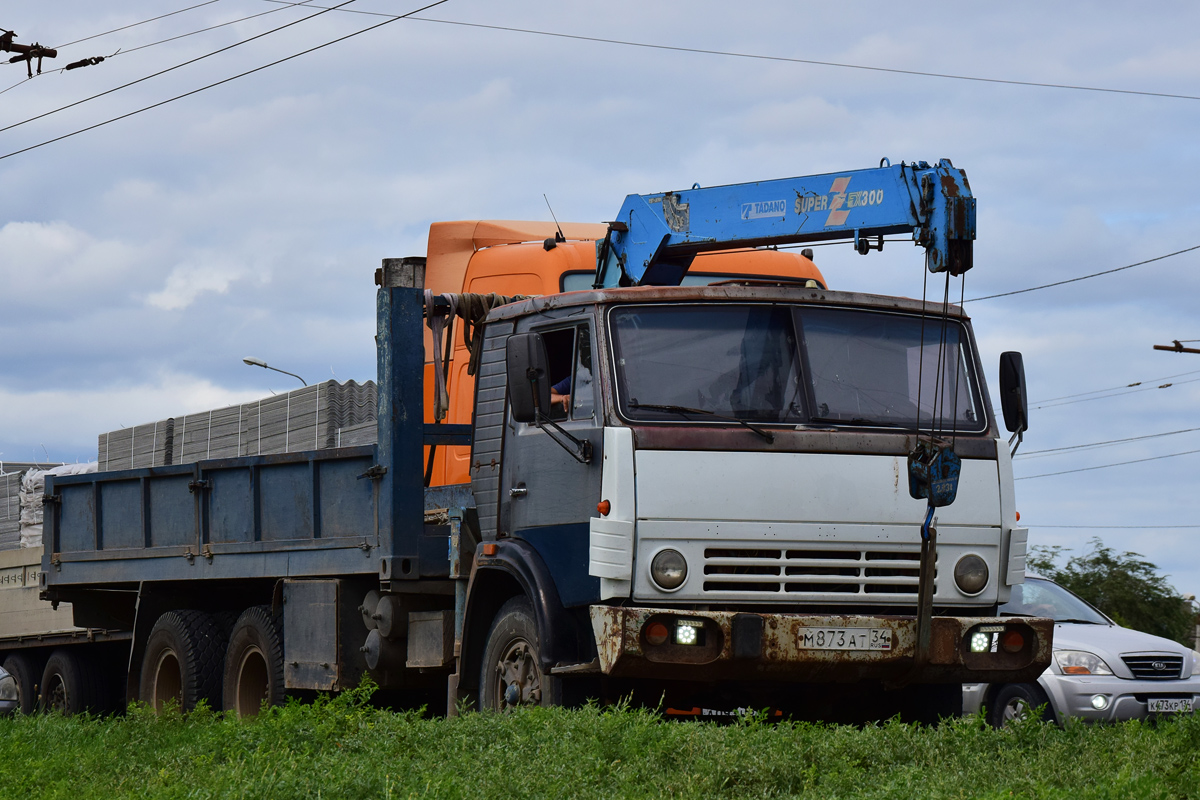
xmin=999 ymin=351 xmax=1028 ymax=434
xmin=506 ymin=333 xmax=551 ymax=423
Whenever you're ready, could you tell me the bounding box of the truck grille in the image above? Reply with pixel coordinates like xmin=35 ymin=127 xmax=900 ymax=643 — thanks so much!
xmin=1122 ymin=655 xmax=1183 ymax=680
xmin=702 ymin=547 xmax=931 ymax=596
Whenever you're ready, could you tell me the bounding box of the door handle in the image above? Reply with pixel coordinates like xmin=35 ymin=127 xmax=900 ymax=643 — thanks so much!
xmin=509 ymin=486 xmax=527 ymax=498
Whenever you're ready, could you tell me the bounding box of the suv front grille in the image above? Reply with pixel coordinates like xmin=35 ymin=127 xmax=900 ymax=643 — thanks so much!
xmin=702 ymin=547 xmax=931 ymax=596
xmin=1122 ymin=655 xmax=1184 ymax=680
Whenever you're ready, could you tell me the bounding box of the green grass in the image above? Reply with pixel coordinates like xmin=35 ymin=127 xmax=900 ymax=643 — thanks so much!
xmin=2 ymin=688 xmax=1198 ymax=799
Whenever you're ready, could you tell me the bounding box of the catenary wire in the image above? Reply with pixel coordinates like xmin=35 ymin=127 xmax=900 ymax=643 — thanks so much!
xmin=1016 ymin=427 xmax=1200 ymax=460
xmin=965 ymin=244 xmax=1200 ymax=302
xmin=0 ymin=1 xmax=316 ymax=99
xmin=1033 ymin=524 xmax=1200 ymax=529
xmin=0 ymin=0 xmax=354 ymax=137
xmin=0 ymin=0 xmax=451 ymax=163
xmin=1034 ymin=376 xmax=1200 ymax=410
xmin=1015 ymin=447 xmax=1200 ymax=480
xmin=259 ymin=2 xmax=1200 ymax=102
xmin=54 ymin=1 xmax=226 ymax=49
xmin=93 ymin=1 xmax=317 ymax=59
xmin=1031 ymin=368 xmax=1200 ymax=404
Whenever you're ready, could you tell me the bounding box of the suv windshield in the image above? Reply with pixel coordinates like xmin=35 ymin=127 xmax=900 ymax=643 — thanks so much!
xmin=999 ymin=578 xmax=1110 ymax=625
xmin=609 ymin=304 xmax=986 ymax=431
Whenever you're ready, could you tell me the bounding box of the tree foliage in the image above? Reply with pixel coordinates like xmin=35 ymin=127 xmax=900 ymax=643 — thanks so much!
xmin=1029 ymin=538 xmax=1196 ymax=646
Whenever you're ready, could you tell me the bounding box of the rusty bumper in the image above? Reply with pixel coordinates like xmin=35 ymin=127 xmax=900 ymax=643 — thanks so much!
xmin=588 ymin=606 xmax=1053 ymax=684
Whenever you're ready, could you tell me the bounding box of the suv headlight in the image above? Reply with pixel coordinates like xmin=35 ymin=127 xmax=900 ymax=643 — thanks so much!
xmin=1055 ymin=650 xmax=1114 ymax=675
xmin=0 ymin=674 xmax=16 ymax=702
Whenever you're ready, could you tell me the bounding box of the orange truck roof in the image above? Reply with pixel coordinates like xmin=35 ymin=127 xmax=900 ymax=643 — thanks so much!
xmin=419 ymin=220 xmax=827 ymax=487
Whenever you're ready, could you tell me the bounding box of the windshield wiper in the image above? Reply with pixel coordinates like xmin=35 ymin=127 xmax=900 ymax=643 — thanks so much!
xmin=628 ymin=400 xmax=775 ymax=443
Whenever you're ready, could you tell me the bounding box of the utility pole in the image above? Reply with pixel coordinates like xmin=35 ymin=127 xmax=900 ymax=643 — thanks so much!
xmin=1153 ymin=340 xmax=1200 ymax=355
xmin=0 ymin=29 xmax=58 ymax=78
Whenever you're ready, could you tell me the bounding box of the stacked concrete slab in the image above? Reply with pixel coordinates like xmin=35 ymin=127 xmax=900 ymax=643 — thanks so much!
xmin=97 ymin=379 xmax=378 ymax=471
xmin=0 ymin=471 xmax=21 ymax=550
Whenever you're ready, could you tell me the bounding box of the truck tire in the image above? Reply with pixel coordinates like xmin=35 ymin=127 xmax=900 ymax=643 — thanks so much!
xmin=39 ymin=648 xmax=103 ymax=715
xmin=4 ymin=652 xmax=42 ymax=715
xmin=987 ymin=682 xmax=1053 ymax=728
xmin=222 ymin=606 xmax=285 ymax=717
xmin=478 ymin=596 xmax=551 ymax=711
xmin=139 ymin=610 xmax=225 ymax=712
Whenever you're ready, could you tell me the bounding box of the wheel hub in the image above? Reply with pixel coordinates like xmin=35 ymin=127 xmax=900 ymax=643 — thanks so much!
xmin=496 ymin=639 xmax=541 ymax=709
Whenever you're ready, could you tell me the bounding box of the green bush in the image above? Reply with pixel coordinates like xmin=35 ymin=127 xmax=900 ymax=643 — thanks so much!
xmin=1 ymin=694 xmax=1199 ymax=799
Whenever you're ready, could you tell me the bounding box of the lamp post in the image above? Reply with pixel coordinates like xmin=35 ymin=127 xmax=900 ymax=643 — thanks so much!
xmin=242 ymin=357 xmax=307 ymax=386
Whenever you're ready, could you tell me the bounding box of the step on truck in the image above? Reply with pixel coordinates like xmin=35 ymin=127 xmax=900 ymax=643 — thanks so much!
xmin=7 ymin=159 xmax=1050 ymax=722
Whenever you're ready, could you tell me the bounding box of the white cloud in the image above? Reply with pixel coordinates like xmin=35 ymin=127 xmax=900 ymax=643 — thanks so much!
xmin=145 ymin=261 xmax=244 ymax=310
xmin=0 ymin=371 xmax=267 ymax=464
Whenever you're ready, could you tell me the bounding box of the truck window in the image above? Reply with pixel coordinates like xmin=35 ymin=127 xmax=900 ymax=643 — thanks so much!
xmin=536 ymin=325 xmax=594 ymax=422
xmin=610 ymin=305 xmax=803 ymax=424
xmin=609 ymin=304 xmax=985 ymax=432
xmin=797 ymin=308 xmax=984 ymax=432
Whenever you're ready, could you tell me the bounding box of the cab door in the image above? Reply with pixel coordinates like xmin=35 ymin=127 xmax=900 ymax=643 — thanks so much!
xmin=500 ymin=320 xmax=603 ymax=606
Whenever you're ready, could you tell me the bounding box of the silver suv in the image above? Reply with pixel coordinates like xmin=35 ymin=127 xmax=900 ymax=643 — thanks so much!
xmin=964 ymin=576 xmax=1200 ymax=726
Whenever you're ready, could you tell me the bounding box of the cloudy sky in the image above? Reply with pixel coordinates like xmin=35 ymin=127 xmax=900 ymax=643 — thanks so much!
xmin=2 ymin=1 xmax=1198 ymax=592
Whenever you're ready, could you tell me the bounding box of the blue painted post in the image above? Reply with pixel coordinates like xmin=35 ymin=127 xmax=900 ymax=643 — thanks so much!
xmin=375 ymin=283 xmax=425 ymax=582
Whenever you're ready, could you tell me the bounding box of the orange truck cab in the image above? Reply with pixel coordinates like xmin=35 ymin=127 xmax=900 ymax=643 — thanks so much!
xmin=421 ymin=221 xmax=826 ymax=486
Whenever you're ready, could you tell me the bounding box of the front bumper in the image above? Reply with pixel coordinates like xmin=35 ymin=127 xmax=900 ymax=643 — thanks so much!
xmin=1041 ymin=674 xmax=1200 ymax=722
xmin=589 ymin=606 xmax=1053 ymax=684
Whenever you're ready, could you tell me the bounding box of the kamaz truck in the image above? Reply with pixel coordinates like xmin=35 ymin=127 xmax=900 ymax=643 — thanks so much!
xmin=1 ymin=160 xmax=1049 ymax=722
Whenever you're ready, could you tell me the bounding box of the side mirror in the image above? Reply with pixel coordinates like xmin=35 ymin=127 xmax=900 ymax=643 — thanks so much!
xmin=998 ymin=351 xmax=1028 ymax=434
xmin=506 ymin=333 xmax=551 ymax=423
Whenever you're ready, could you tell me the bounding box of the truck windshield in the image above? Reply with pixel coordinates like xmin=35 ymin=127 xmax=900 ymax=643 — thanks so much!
xmin=609 ymin=304 xmax=986 ymax=432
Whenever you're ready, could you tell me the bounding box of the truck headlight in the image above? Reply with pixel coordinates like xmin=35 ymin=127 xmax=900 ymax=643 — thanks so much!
xmin=1055 ymin=650 xmax=1114 ymax=675
xmin=954 ymin=554 xmax=989 ymax=595
xmin=0 ymin=674 xmax=16 ymax=702
xmin=650 ymin=549 xmax=688 ymax=591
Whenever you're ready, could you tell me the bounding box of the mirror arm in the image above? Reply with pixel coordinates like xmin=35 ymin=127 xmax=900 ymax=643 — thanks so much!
xmin=1008 ymin=429 xmax=1024 ymax=458
xmin=535 ymin=411 xmax=593 ymax=464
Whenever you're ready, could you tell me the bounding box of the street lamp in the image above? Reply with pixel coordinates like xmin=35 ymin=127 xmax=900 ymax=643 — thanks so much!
xmin=242 ymin=357 xmax=307 ymax=386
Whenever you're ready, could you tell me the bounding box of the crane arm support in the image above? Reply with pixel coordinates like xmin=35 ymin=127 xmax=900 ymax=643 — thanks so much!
xmin=596 ymin=159 xmax=975 ymax=287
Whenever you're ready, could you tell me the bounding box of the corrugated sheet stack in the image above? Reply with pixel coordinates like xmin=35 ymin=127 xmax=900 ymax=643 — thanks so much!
xmin=97 ymin=379 xmax=379 ymax=470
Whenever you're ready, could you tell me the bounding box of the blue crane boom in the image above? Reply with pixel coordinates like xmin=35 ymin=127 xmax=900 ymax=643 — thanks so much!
xmin=594 ymin=158 xmax=975 ymax=287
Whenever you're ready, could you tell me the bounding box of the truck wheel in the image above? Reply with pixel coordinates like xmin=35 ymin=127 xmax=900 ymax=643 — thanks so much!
xmin=988 ymin=683 xmax=1053 ymax=728
xmin=222 ymin=606 xmax=285 ymax=717
xmin=478 ymin=596 xmax=550 ymax=711
xmin=39 ymin=649 xmax=102 ymax=715
xmin=4 ymin=652 xmax=42 ymax=715
xmin=139 ymin=610 xmax=225 ymax=712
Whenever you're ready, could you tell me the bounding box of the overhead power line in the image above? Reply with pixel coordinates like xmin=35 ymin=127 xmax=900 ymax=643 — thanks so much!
xmin=1017 ymin=427 xmax=1200 ymax=460
xmin=54 ymin=1 xmax=225 ymax=49
xmin=93 ymin=2 xmax=318 ymax=60
xmin=0 ymin=1 xmax=316 ymax=99
xmin=1015 ymin=447 xmax=1200 ymax=480
xmin=0 ymin=0 xmax=451 ymax=164
xmin=260 ymin=2 xmax=1200 ymax=103
xmin=1033 ymin=524 xmax=1200 ymax=529
xmin=0 ymin=0 xmax=351 ymax=137
xmin=965 ymin=244 xmax=1200 ymax=302
xmin=1031 ymin=368 xmax=1200 ymax=404
xmin=1034 ymin=375 xmax=1200 ymax=411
